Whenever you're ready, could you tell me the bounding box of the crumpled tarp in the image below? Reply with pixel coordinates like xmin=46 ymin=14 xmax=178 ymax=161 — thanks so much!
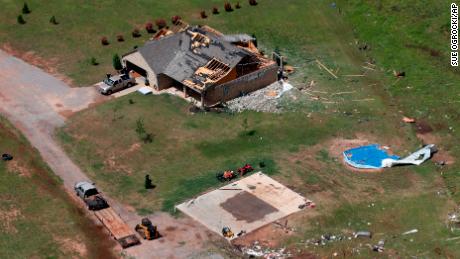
xmin=343 ymin=144 xmax=436 ymax=169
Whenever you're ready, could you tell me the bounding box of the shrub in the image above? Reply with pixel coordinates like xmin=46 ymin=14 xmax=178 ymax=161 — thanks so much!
xmin=236 ymin=2 xmax=241 ymax=9
xmin=116 ymin=34 xmax=124 ymax=42
xmin=251 ymin=33 xmax=257 ymax=47
xmin=249 ymin=0 xmax=258 ymax=6
xmin=22 ymin=3 xmax=31 ymax=14
xmin=17 ymin=15 xmax=26 ymax=24
xmin=200 ymin=10 xmax=207 ymax=19
xmin=132 ymin=28 xmax=141 ymax=38
xmin=101 ymin=36 xmax=109 ymax=45
xmin=212 ymin=7 xmax=219 ymax=14
xmin=224 ymin=2 xmax=233 ymax=12
xmin=112 ymin=54 xmax=123 ymax=71
xmin=90 ymin=57 xmax=98 ymax=66
xmin=135 ymin=118 xmax=154 ymax=143
xmin=171 ymin=15 xmax=181 ymax=25
xmin=145 ymin=22 xmax=155 ymax=33
xmin=155 ymin=19 xmax=166 ymax=29
xmin=49 ymin=15 xmax=58 ymax=25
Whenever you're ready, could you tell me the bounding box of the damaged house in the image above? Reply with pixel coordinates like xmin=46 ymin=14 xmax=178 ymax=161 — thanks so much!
xmin=121 ymin=25 xmax=278 ymax=107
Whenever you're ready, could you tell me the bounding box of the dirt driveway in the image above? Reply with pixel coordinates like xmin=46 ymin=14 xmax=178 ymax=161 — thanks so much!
xmin=0 ymin=50 xmax=222 ymax=259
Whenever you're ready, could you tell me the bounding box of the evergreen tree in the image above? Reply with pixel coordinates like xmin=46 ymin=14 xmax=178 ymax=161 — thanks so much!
xmin=22 ymin=3 xmax=31 ymax=14
xmin=49 ymin=15 xmax=58 ymax=25
xmin=112 ymin=54 xmax=122 ymax=71
xmin=145 ymin=175 xmax=154 ymax=189
xmin=17 ymin=15 xmax=26 ymax=24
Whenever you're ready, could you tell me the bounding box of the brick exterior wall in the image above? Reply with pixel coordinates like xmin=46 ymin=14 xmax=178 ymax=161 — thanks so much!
xmin=203 ymin=64 xmax=278 ymax=107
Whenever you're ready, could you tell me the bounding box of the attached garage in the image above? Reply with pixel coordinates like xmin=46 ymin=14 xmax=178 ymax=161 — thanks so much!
xmin=125 ymin=61 xmax=147 ymax=77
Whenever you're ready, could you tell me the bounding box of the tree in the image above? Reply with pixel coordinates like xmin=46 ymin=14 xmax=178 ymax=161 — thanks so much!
xmin=112 ymin=54 xmax=122 ymax=71
xmin=145 ymin=22 xmax=154 ymax=33
xmin=249 ymin=0 xmax=258 ymax=6
xmin=100 ymin=36 xmax=109 ymax=45
xmin=251 ymin=33 xmax=258 ymax=47
xmin=144 ymin=175 xmax=154 ymax=189
xmin=224 ymin=2 xmax=233 ymax=12
xmin=90 ymin=57 xmax=98 ymax=66
xmin=22 ymin=3 xmax=31 ymax=14
xmin=155 ymin=19 xmax=166 ymax=29
xmin=49 ymin=15 xmax=58 ymax=25
xmin=200 ymin=10 xmax=207 ymax=19
xmin=17 ymin=15 xmax=26 ymax=24
xmin=171 ymin=15 xmax=181 ymax=25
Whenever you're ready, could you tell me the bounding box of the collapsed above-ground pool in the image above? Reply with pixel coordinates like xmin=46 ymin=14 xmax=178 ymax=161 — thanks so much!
xmin=343 ymin=144 xmax=436 ymax=169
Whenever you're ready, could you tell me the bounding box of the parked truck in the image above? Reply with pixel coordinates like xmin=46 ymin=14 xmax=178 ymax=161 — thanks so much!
xmin=99 ymin=73 xmax=135 ymax=95
xmin=74 ymin=181 xmax=140 ymax=248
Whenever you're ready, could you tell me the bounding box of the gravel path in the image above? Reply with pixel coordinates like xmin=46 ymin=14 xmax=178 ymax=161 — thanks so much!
xmin=0 ymin=50 xmax=221 ymax=259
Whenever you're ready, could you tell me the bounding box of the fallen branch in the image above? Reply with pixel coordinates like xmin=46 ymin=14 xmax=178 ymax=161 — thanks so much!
xmin=351 ymin=98 xmax=375 ymax=102
xmin=316 ymin=59 xmax=338 ymax=79
xmin=331 ymin=91 xmax=356 ymax=96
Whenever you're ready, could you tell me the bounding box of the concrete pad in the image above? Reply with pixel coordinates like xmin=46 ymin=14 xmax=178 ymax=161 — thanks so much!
xmin=176 ymin=172 xmax=308 ymax=240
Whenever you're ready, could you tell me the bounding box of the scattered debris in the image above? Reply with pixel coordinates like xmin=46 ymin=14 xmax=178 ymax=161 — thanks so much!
xmin=226 ymin=81 xmax=295 ymax=113
xmin=354 ymin=231 xmax=372 ymax=239
xmin=283 ymin=65 xmax=295 ymax=74
xmin=402 ymin=229 xmax=418 ymax=235
xmin=298 ymin=200 xmax=316 ymax=209
xmin=372 ymin=240 xmax=385 ymax=252
xmin=447 ymin=207 xmax=460 ymax=232
xmin=2 ymin=153 xmax=13 ymax=161
xmin=402 ymin=116 xmax=416 ymax=123
xmin=316 ymin=59 xmax=338 ymax=79
xmin=241 ymin=241 xmax=291 ymax=258
xmin=394 ymin=70 xmax=405 ymax=77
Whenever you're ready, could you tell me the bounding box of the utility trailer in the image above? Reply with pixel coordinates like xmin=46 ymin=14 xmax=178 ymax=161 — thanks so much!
xmin=74 ymin=181 xmax=140 ymax=248
xmin=94 ymin=208 xmax=140 ymax=248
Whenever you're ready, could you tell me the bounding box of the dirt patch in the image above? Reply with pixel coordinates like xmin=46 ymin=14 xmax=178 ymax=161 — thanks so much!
xmin=405 ymin=44 xmax=441 ymax=57
xmin=220 ymin=191 xmax=279 ymax=223
xmin=128 ymin=142 xmax=141 ymax=153
xmin=55 ymin=236 xmax=88 ymax=257
xmin=6 ymin=160 xmax=31 ymax=177
xmin=0 ymin=208 xmax=22 ymax=234
xmin=415 ymin=120 xmax=433 ymax=134
xmin=104 ymin=154 xmax=133 ymax=175
xmin=327 ymin=135 xmax=385 ymax=173
xmin=58 ymin=109 xmax=75 ymax=118
xmin=1 ymin=43 xmax=74 ymax=87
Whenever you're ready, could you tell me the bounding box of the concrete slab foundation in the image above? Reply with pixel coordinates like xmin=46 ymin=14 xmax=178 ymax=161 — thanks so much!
xmin=176 ymin=172 xmax=308 ymax=240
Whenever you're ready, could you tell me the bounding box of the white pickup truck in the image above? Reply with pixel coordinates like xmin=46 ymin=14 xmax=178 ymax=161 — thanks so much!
xmin=99 ymin=73 xmax=135 ymax=95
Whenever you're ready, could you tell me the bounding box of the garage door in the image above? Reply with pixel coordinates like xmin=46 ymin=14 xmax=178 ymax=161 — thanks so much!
xmin=125 ymin=61 xmax=147 ymax=77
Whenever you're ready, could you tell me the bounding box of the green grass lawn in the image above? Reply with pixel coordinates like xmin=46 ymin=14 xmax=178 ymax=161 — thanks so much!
xmin=2 ymin=0 xmax=460 ymax=257
xmin=0 ymin=116 xmax=116 ymax=259
xmin=58 ymin=93 xmax=341 ymax=213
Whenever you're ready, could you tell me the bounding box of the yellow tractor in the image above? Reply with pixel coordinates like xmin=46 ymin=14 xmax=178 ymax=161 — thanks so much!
xmin=222 ymin=227 xmax=234 ymax=238
xmin=135 ymin=218 xmax=160 ymax=240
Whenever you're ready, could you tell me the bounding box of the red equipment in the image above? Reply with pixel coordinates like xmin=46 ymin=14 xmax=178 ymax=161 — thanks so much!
xmin=237 ymin=164 xmax=254 ymax=176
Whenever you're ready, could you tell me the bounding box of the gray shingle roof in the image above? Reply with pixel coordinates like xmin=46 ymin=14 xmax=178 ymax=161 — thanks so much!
xmin=135 ymin=26 xmax=250 ymax=83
